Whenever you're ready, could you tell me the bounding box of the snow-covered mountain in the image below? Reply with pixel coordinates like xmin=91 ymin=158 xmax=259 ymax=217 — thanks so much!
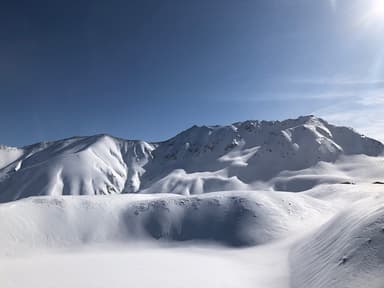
xmin=0 ymin=115 xmax=382 ymax=202
xmin=2 ymin=115 xmax=384 ymax=288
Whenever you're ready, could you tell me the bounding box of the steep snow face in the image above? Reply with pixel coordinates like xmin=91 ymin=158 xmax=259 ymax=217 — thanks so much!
xmin=0 ymin=136 xmax=155 ymax=202
xmin=0 ymin=116 xmax=382 ymax=202
xmin=0 ymin=145 xmax=24 ymax=170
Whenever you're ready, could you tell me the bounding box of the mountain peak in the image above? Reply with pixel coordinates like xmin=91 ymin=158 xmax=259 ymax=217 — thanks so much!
xmin=0 ymin=116 xmax=383 ymax=202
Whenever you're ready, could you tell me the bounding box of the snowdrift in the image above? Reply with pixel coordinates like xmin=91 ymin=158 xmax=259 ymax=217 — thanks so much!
xmin=0 ymin=191 xmax=330 ymax=254
xmin=290 ymin=194 xmax=384 ymax=288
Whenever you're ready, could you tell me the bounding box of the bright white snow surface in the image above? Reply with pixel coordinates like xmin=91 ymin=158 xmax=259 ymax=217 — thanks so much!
xmin=1 ymin=186 xmax=384 ymax=288
xmin=0 ymin=115 xmax=382 ymax=202
xmin=1 ymin=116 xmax=384 ymax=288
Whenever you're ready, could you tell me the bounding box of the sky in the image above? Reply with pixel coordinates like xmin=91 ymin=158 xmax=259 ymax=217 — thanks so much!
xmin=0 ymin=0 xmax=384 ymax=146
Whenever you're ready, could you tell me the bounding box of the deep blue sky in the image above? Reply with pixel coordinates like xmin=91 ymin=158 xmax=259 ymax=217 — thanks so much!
xmin=1 ymin=0 xmax=384 ymax=146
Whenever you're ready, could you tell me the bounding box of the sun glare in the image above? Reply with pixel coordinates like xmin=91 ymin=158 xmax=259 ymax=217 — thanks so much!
xmin=362 ymin=0 xmax=384 ymax=27
xmin=369 ymin=0 xmax=384 ymax=18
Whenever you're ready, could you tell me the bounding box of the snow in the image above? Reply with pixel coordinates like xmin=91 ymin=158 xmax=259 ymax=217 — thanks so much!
xmin=0 ymin=245 xmax=280 ymax=288
xmin=0 ymin=116 xmax=382 ymax=202
xmin=1 ymin=116 xmax=384 ymax=288
xmin=0 ymin=190 xmax=331 ymax=288
xmin=0 ymin=146 xmax=23 ymax=171
xmin=0 ymin=191 xmax=332 ymax=254
xmin=1 ymin=185 xmax=383 ymax=288
xmin=291 ymin=187 xmax=384 ymax=288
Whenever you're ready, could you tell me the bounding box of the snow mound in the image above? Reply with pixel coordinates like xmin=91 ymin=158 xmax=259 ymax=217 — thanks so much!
xmin=290 ymin=194 xmax=384 ymax=288
xmin=0 ymin=191 xmax=330 ymax=255
xmin=271 ymin=154 xmax=384 ymax=192
xmin=0 ymin=116 xmax=382 ymax=202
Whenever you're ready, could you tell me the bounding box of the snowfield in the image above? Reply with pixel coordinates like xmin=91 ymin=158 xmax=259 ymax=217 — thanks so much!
xmin=0 ymin=191 xmax=333 ymax=254
xmin=1 ymin=116 xmax=384 ymax=287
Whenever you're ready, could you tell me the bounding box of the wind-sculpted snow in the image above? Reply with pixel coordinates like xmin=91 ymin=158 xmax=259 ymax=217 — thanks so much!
xmin=290 ymin=194 xmax=384 ymax=288
xmin=0 ymin=191 xmax=330 ymax=254
xmin=0 ymin=115 xmax=382 ymax=202
xmin=0 ymin=136 xmax=155 ymax=202
xmin=1 ymin=116 xmax=384 ymax=288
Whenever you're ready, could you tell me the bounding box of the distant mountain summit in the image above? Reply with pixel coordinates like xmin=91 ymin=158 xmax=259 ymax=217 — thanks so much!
xmin=0 ymin=115 xmax=382 ymax=202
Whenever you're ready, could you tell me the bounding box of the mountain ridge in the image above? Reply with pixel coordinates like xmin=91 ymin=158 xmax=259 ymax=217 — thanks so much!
xmin=0 ymin=115 xmax=383 ymax=202
xmin=0 ymin=114 xmax=371 ymax=149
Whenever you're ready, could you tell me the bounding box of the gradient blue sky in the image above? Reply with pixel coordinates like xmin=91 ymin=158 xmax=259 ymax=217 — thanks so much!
xmin=1 ymin=0 xmax=383 ymax=146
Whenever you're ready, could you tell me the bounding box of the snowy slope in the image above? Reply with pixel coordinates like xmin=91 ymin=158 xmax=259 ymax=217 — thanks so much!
xmin=0 ymin=145 xmax=23 ymax=170
xmin=0 ymin=191 xmax=332 ymax=255
xmin=1 ymin=184 xmax=383 ymax=288
xmin=1 ymin=116 xmax=384 ymax=288
xmin=0 ymin=115 xmax=382 ymax=202
xmin=291 ymin=192 xmax=384 ymax=288
xmin=0 ymin=136 xmax=155 ymax=202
